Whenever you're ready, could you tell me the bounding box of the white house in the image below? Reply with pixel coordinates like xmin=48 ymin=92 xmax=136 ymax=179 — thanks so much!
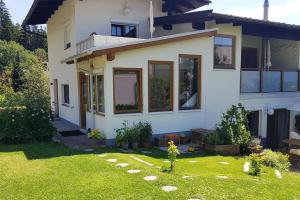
xmin=23 ymin=0 xmax=300 ymax=148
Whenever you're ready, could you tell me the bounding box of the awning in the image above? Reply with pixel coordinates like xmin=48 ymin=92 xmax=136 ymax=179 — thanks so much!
xmin=288 ymin=102 xmax=300 ymax=111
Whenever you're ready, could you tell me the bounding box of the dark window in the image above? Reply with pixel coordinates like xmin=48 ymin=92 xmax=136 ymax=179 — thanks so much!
xmin=148 ymin=61 xmax=173 ymax=112
xmin=214 ymin=35 xmax=236 ymax=69
xmin=179 ymin=55 xmax=201 ymax=110
xmin=247 ymin=111 xmax=260 ymax=137
xmin=242 ymin=47 xmax=258 ymax=69
xmin=62 ymin=84 xmax=70 ymax=104
xmin=96 ymin=75 xmax=105 ymax=113
xmin=111 ymin=24 xmax=137 ymax=38
xmin=113 ymin=68 xmax=142 ymax=114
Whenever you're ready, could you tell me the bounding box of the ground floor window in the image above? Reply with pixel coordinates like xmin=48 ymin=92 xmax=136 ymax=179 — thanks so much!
xmin=93 ymin=74 xmax=105 ymax=114
xmin=179 ymin=55 xmax=201 ymax=110
xmin=148 ymin=61 xmax=174 ymax=112
xmin=113 ymin=68 xmax=142 ymax=114
xmin=62 ymin=84 xmax=70 ymax=105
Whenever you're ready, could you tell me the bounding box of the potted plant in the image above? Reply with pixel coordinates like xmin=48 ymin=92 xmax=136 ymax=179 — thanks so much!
xmin=115 ymin=121 xmax=130 ymax=149
xmin=138 ymin=122 xmax=153 ymax=148
xmin=248 ymin=137 xmax=263 ymax=154
xmin=130 ymin=125 xmax=140 ymax=149
xmin=87 ymin=129 xmax=106 ymax=146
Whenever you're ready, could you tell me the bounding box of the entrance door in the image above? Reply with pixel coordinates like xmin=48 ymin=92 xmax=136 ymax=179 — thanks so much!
xmin=247 ymin=111 xmax=260 ymax=137
xmin=242 ymin=47 xmax=258 ymax=69
xmin=53 ymin=79 xmax=59 ymax=117
xmin=79 ymin=72 xmax=90 ymax=130
xmin=267 ymin=109 xmax=290 ymax=149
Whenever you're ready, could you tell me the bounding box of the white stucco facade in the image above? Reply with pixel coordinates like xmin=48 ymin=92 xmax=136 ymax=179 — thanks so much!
xmin=46 ymin=0 xmax=300 ymax=144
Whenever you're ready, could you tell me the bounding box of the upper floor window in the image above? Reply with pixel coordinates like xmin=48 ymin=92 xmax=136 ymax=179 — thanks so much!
xmin=64 ymin=24 xmax=71 ymax=50
xmin=111 ymin=24 xmax=137 ymax=38
xmin=62 ymin=84 xmax=70 ymax=105
xmin=214 ymin=35 xmax=236 ymax=69
xmin=148 ymin=61 xmax=174 ymax=112
xmin=179 ymin=55 xmax=201 ymax=110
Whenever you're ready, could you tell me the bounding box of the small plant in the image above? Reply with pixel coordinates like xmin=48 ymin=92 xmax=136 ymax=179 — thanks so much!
xmin=115 ymin=121 xmax=131 ymax=149
xmin=168 ymin=141 xmax=180 ymax=172
xmin=88 ymin=129 xmax=106 ymax=140
xmin=248 ymin=137 xmax=263 ymax=154
xmin=260 ymin=150 xmax=291 ymax=171
xmin=248 ymin=153 xmax=262 ymax=176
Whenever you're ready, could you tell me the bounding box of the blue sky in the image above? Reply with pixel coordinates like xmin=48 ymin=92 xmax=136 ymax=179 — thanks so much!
xmin=4 ymin=0 xmax=300 ymax=25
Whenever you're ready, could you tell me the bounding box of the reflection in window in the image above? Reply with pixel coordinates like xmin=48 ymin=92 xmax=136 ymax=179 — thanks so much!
xmin=149 ymin=61 xmax=173 ymax=112
xmin=214 ymin=35 xmax=235 ymax=69
xmin=179 ymin=55 xmax=201 ymax=110
xmin=114 ymin=69 xmax=142 ymax=114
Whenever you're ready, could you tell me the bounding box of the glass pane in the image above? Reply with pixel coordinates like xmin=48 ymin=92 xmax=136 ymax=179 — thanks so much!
xmin=214 ymin=36 xmax=233 ymax=67
xmin=179 ymin=56 xmax=200 ymax=109
xmin=63 ymin=85 xmax=69 ymax=104
xmin=97 ymin=75 xmax=105 ymax=113
xmin=283 ymin=72 xmax=298 ymax=92
xmin=262 ymin=71 xmax=281 ymax=92
xmin=241 ymin=71 xmax=260 ymax=93
xmin=114 ymin=70 xmax=139 ymax=113
xmin=149 ymin=63 xmax=172 ymax=111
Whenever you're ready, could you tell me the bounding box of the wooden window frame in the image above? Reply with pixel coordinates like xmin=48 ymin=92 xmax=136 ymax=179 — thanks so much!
xmin=113 ymin=68 xmax=143 ymax=114
xmin=94 ymin=74 xmax=105 ymax=116
xmin=148 ymin=61 xmax=174 ymax=112
xmin=178 ymin=54 xmax=202 ymax=111
xmin=214 ymin=34 xmax=236 ymax=69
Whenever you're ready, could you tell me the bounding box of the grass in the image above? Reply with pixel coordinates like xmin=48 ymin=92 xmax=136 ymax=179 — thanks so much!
xmin=0 ymin=142 xmax=299 ymax=200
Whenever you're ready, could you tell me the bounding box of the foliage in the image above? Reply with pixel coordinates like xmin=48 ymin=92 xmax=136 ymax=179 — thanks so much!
xmin=260 ymin=150 xmax=291 ymax=171
xmin=136 ymin=121 xmax=153 ymax=145
xmin=248 ymin=153 xmax=262 ymax=176
xmin=204 ymin=104 xmax=251 ymax=148
xmin=168 ymin=141 xmax=180 ymax=172
xmin=34 ymin=48 xmax=48 ymax=63
xmin=115 ymin=121 xmax=131 ymax=146
xmin=88 ymin=129 xmax=106 ymax=140
xmin=248 ymin=137 xmax=263 ymax=153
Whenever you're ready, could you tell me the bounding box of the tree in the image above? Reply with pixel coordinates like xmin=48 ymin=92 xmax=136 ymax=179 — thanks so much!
xmin=0 ymin=0 xmax=18 ymax=41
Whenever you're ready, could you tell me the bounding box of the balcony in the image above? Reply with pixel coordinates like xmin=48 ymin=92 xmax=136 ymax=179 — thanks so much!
xmin=76 ymin=35 xmax=145 ymax=54
xmin=241 ymin=68 xmax=300 ymax=93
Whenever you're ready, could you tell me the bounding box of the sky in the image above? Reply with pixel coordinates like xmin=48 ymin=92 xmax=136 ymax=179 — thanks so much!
xmin=3 ymin=0 xmax=300 ymax=25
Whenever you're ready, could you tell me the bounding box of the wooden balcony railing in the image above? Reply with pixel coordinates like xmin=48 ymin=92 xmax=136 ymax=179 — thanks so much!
xmin=240 ymin=68 xmax=300 ymax=93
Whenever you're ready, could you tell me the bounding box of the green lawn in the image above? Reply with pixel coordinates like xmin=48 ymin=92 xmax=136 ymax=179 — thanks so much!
xmin=0 ymin=143 xmax=299 ymax=200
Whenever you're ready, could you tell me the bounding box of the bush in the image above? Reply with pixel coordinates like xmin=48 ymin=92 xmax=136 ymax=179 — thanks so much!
xmin=204 ymin=104 xmax=251 ymax=148
xmin=261 ymin=150 xmax=291 ymax=171
xmin=248 ymin=153 xmax=262 ymax=176
xmin=88 ymin=129 xmax=106 ymax=140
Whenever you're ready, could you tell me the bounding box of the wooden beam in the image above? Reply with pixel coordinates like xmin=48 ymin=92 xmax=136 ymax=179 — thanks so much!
xmin=107 ymin=53 xmax=115 ymax=61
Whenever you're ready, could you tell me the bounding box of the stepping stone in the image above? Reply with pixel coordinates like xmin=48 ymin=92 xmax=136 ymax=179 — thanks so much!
xmin=97 ymin=154 xmax=107 ymax=157
xmin=243 ymin=162 xmax=250 ymax=173
xmin=182 ymin=176 xmax=192 ymax=179
xmin=275 ymin=170 xmax=282 ymax=179
xmin=141 ymin=150 xmax=152 ymax=154
xmin=189 ymin=160 xmax=198 ymax=163
xmin=216 ymin=175 xmax=228 ymax=180
xmin=161 ymin=186 xmax=178 ymax=192
xmin=116 ymin=163 xmax=129 ymax=168
xmin=143 ymin=176 xmax=157 ymax=181
xmin=156 ymin=166 xmax=162 ymax=169
xmin=106 ymin=159 xmax=118 ymax=163
xmin=127 ymin=169 xmax=141 ymax=174
xmin=163 ymin=160 xmax=170 ymax=163
xmin=84 ymin=148 xmax=94 ymax=152
xmin=220 ymin=161 xmax=230 ymax=165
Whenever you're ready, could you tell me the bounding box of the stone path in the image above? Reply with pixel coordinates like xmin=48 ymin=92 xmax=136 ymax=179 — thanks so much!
xmin=116 ymin=163 xmax=129 ymax=168
xmin=127 ymin=169 xmax=141 ymax=174
xmin=243 ymin=162 xmax=250 ymax=173
xmin=97 ymin=154 xmax=107 ymax=157
xmin=106 ymin=159 xmax=118 ymax=163
xmin=220 ymin=161 xmax=230 ymax=165
xmin=130 ymin=156 xmax=154 ymax=167
xmin=182 ymin=176 xmax=192 ymax=179
xmin=189 ymin=160 xmax=198 ymax=163
xmin=275 ymin=170 xmax=282 ymax=179
xmin=144 ymin=176 xmax=157 ymax=181
xmin=216 ymin=175 xmax=228 ymax=180
xmin=161 ymin=186 xmax=178 ymax=192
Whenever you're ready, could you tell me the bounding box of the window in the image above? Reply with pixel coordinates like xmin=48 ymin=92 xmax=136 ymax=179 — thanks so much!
xmin=62 ymin=84 xmax=70 ymax=105
xmin=214 ymin=35 xmax=235 ymax=69
xmin=148 ymin=61 xmax=173 ymax=112
xmin=64 ymin=24 xmax=71 ymax=49
xmin=179 ymin=55 xmax=201 ymax=110
xmin=113 ymin=68 xmax=142 ymax=114
xmin=111 ymin=24 xmax=137 ymax=38
xmin=96 ymin=74 xmax=105 ymax=114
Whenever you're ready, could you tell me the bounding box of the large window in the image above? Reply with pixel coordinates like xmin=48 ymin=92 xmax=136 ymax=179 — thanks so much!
xmin=214 ymin=35 xmax=236 ymax=69
xmin=148 ymin=61 xmax=173 ymax=112
xmin=179 ymin=55 xmax=201 ymax=110
xmin=62 ymin=84 xmax=70 ymax=105
xmin=93 ymin=74 xmax=105 ymax=114
xmin=113 ymin=68 xmax=142 ymax=114
xmin=111 ymin=24 xmax=137 ymax=38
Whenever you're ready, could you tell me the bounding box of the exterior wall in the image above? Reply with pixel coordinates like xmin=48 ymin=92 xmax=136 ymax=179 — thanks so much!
xmin=47 ymin=0 xmax=80 ymax=125
xmin=74 ymin=0 xmax=165 ymax=42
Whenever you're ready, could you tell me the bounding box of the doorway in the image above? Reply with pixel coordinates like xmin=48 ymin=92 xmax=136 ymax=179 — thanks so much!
xmin=53 ymin=79 xmax=59 ymax=118
xmin=267 ymin=109 xmax=290 ymax=149
xmin=241 ymin=47 xmax=258 ymax=69
xmin=247 ymin=111 xmax=260 ymax=137
xmin=79 ymin=72 xmax=90 ymax=130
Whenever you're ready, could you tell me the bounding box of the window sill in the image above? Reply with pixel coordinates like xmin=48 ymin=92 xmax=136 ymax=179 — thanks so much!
xmin=113 ymin=113 xmax=143 ymax=117
xmin=213 ymin=67 xmax=236 ymax=71
xmin=148 ymin=111 xmax=174 ymax=115
xmin=178 ymin=109 xmax=202 ymax=113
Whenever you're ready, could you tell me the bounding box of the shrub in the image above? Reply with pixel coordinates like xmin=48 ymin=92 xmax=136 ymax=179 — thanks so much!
xmin=261 ymin=150 xmax=291 ymax=171
xmin=88 ymin=129 xmax=106 ymax=140
xmin=248 ymin=137 xmax=263 ymax=154
xmin=168 ymin=141 xmax=180 ymax=172
xmin=137 ymin=122 xmax=153 ymax=146
xmin=115 ymin=121 xmax=131 ymax=146
xmin=248 ymin=153 xmax=262 ymax=176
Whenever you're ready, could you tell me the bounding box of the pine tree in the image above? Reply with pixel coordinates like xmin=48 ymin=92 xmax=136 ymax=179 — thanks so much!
xmin=0 ymin=0 xmax=17 ymax=41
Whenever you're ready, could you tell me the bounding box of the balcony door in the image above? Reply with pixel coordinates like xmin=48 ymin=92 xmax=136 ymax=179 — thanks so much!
xmin=242 ymin=47 xmax=258 ymax=69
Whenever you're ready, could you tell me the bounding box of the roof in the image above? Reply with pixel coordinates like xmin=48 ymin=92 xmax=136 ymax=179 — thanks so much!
xmin=154 ymin=10 xmax=300 ymax=40
xmin=23 ymin=0 xmax=211 ymax=26
xmin=63 ymin=28 xmax=217 ymax=64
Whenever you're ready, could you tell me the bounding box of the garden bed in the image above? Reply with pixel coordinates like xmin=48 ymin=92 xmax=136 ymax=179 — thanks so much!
xmin=205 ymin=144 xmax=240 ymax=155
